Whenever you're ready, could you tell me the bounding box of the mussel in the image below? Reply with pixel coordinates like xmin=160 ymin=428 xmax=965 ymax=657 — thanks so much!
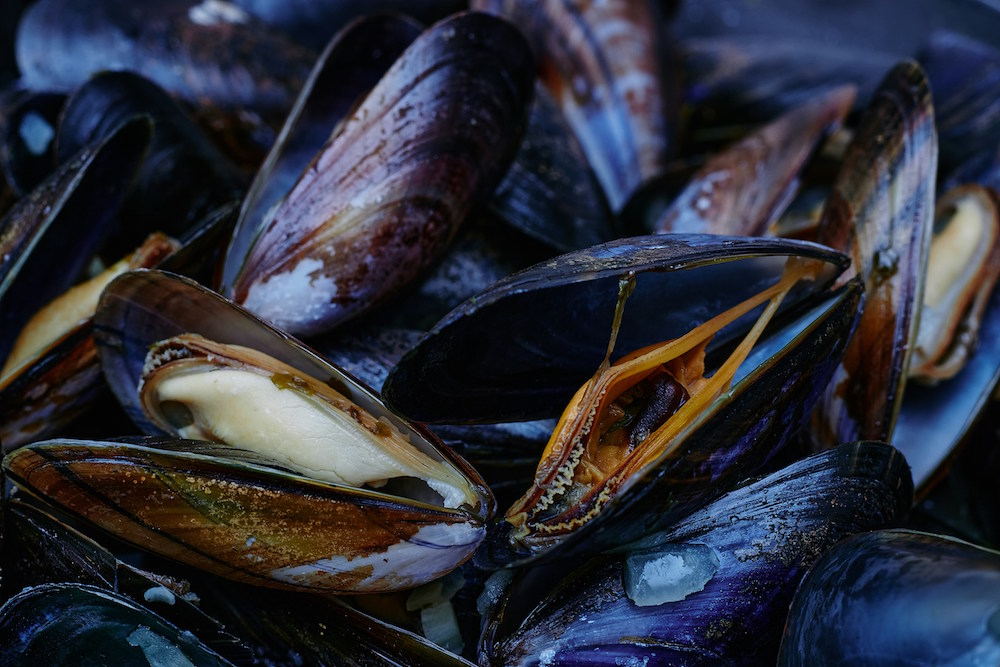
xmin=810 ymin=61 xmax=937 ymax=447
xmin=482 ymin=441 xmax=913 ymax=666
xmin=0 ymin=584 xmax=233 ymax=666
xmin=4 ymin=269 xmax=494 ymax=593
xmin=222 ymin=12 xmax=534 ymax=336
xmin=779 ymin=530 xmax=1000 ymax=665
xmin=385 ymin=235 xmax=860 ymax=566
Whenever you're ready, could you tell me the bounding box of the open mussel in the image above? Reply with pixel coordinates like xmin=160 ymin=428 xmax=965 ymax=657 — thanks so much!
xmin=2 ymin=268 xmax=494 ymax=593
xmin=222 ymin=11 xmax=534 ymax=336
xmin=778 ymin=530 xmax=1000 ymax=666
xmin=384 ymin=235 xmax=860 ymax=566
xmin=482 ymin=442 xmax=913 ymax=666
xmin=0 ymin=115 xmax=151 ymax=364
xmin=909 ymin=185 xmax=1000 ymax=383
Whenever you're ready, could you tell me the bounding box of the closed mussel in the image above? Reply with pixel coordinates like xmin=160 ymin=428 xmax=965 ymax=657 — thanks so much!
xmin=0 ymin=583 xmax=232 ymax=666
xmin=778 ymin=530 xmax=1000 ymax=665
xmin=223 ymin=12 xmax=534 ymax=336
xmin=384 ymin=235 xmax=860 ymax=566
xmin=2 ymin=269 xmax=495 ymax=593
xmin=810 ymin=61 xmax=938 ymax=448
xmin=482 ymin=442 xmax=913 ymax=666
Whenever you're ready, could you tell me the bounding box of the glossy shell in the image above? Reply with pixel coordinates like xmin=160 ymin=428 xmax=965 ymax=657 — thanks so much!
xmin=811 ymin=61 xmax=938 ymax=446
xmin=226 ymin=11 xmax=535 ymax=335
xmin=384 ymin=234 xmax=849 ymax=423
xmin=0 ymin=116 xmax=151 ymax=363
xmin=474 ymin=0 xmax=673 ymax=215
xmin=0 ymin=583 xmax=231 ymax=666
xmin=778 ymin=530 xmax=1000 ymax=665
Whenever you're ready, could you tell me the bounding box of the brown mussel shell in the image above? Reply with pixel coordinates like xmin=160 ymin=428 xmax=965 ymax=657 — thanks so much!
xmin=811 ymin=60 xmax=937 ymax=447
xmin=5 ymin=437 xmax=488 ymax=593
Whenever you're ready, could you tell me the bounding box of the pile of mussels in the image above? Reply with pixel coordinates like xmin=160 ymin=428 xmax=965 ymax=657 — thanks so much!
xmin=3 ymin=0 xmax=1000 ymax=664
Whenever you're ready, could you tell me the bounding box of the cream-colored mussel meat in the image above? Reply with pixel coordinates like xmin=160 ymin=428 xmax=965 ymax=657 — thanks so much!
xmin=139 ymin=333 xmax=477 ymax=509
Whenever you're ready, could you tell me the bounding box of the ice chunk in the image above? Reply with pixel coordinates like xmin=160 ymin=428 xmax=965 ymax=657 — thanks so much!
xmin=420 ymin=602 xmax=464 ymax=654
xmin=126 ymin=626 xmax=195 ymax=667
xmin=624 ymin=543 xmax=720 ymax=606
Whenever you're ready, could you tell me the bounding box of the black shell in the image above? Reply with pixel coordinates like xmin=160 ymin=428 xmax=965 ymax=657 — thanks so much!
xmin=383 ymin=234 xmax=848 ymax=423
xmin=16 ymin=0 xmax=314 ymax=119
xmin=0 ymin=116 xmax=151 ymax=363
xmin=57 ymin=71 xmax=245 ymax=261
xmin=778 ymin=530 xmax=1000 ymax=665
xmin=0 ymin=583 xmax=232 ymax=666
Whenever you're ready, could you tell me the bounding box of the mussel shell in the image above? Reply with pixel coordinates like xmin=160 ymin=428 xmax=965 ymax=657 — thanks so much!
xmin=0 ymin=583 xmax=232 ymax=666
xmin=474 ymin=0 xmax=673 ymax=215
xmin=653 ymin=85 xmax=855 ymax=236
xmin=95 ymin=269 xmax=476 ymax=479
xmin=0 ymin=115 xmax=151 ymax=363
xmin=193 ymin=576 xmax=477 ymax=666
xmin=3 ymin=496 xmax=250 ymax=660
xmin=56 ymin=71 xmax=245 ymax=261
xmin=92 ymin=269 xmax=494 ymax=588
xmin=899 ymin=276 xmax=1000 ymax=492
xmin=919 ymin=30 xmax=1000 ymax=179
xmin=227 ymin=11 xmax=535 ymax=335
xmin=5 ymin=437 xmax=488 ymax=593
xmin=678 ymin=37 xmax=891 ymax=151
xmin=812 ymin=60 xmax=937 ymax=446
xmin=488 ymin=84 xmax=616 ymax=252
xmin=231 ymin=0 xmax=464 ymax=50
xmin=15 ymin=0 xmax=314 ymax=118
xmin=778 ymin=530 xmax=1000 ymax=665
xmin=220 ymin=12 xmax=423 ymax=297
xmin=895 ymin=185 xmax=1000 ymax=492
xmin=674 ymin=0 xmax=1000 ymax=59
xmin=482 ymin=442 xmax=913 ymax=666
xmin=383 ymin=234 xmax=848 ymax=424
xmin=0 ymin=91 xmax=64 ymax=195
